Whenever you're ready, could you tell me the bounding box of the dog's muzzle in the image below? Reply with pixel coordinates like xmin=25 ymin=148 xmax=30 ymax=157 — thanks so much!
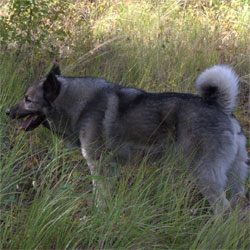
xmin=6 ymin=106 xmax=46 ymax=131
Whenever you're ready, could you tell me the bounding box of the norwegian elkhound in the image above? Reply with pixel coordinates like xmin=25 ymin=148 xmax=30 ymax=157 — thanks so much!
xmin=6 ymin=63 xmax=249 ymax=213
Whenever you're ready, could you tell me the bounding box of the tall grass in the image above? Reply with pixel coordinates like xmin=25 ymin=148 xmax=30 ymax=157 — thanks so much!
xmin=1 ymin=0 xmax=249 ymax=249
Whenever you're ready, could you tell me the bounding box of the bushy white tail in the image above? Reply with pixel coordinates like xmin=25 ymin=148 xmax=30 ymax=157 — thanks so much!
xmin=195 ymin=65 xmax=239 ymax=115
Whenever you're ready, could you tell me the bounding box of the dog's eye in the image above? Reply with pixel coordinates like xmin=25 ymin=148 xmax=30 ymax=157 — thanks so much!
xmin=25 ymin=97 xmax=32 ymax=103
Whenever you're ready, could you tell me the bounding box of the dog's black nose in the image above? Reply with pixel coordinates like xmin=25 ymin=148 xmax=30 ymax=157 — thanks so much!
xmin=6 ymin=108 xmax=10 ymax=116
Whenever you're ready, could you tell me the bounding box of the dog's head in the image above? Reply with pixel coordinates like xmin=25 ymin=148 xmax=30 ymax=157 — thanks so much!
xmin=6 ymin=62 xmax=61 ymax=131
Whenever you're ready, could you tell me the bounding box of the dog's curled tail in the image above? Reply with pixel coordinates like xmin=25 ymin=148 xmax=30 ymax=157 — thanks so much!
xmin=195 ymin=65 xmax=239 ymax=115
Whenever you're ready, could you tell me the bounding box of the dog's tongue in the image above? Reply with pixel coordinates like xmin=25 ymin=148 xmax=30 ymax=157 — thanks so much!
xmin=20 ymin=115 xmax=34 ymax=130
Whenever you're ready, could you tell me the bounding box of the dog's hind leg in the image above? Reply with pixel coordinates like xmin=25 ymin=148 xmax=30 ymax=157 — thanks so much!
xmin=227 ymin=161 xmax=249 ymax=209
xmin=196 ymin=168 xmax=231 ymax=214
xmin=191 ymin=130 xmax=241 ymax=214
xmin=227 ymin=133 xmax=249 ymax=208
xmin=193 ymin=146 xmax=237 ymax=213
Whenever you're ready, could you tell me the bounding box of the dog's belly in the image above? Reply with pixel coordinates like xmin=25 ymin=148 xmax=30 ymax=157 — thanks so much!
xmin=110 ymin=141 xmax=168 ymax=164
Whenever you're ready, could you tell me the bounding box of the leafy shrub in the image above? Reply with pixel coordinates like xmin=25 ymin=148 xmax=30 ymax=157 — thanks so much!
xmin=0 ymin=0 xmax=71 ymax=54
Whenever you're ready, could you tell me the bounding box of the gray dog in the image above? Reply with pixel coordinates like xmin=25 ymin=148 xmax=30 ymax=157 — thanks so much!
xmin=6 ymin=63 xmax=249 ymax=213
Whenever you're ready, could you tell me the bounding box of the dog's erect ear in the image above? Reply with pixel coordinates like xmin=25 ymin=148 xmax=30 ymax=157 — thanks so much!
xmin=43 ymin=72 xmax=61 ymax=102
xmin=49 ymin=61 xmax=61 ymax=75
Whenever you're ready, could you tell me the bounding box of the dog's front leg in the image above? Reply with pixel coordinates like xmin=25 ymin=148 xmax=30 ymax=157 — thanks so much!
xmin=81 ymin=147 xmax=112 ymax=208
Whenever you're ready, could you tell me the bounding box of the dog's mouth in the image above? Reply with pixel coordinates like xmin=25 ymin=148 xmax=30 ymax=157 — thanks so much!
xmin=19 ymin=115 xmax=46 ymax=131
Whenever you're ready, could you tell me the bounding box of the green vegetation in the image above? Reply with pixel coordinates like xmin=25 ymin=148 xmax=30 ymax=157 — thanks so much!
xmin=1 ymin=0 xmax=249 ymax=249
